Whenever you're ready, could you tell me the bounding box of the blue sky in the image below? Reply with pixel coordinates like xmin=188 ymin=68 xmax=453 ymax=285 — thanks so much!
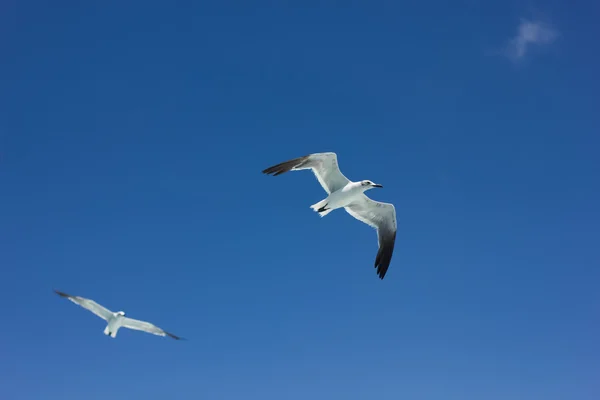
xmin=1 ymin=1 xmax=599 ymax=399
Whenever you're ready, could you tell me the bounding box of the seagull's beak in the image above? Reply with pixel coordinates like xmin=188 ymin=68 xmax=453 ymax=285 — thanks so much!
xmin=373 ymin=184 xmax=383 ymax=188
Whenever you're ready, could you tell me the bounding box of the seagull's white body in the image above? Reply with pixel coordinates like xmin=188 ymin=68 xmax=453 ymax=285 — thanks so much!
xmin=103 ymin=312 xmax=126 ymax=338
xmin=310 ymin=181 xmax=367 ymax=216
xmin=54 ymin=290 xmax=182 ymax=340
xmin=263 ymin=152 xmax=398 ymax=279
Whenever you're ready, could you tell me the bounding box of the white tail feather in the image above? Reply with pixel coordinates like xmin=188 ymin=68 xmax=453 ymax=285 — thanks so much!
xmin=310 ymin=199 xmax=333 ymax=217
xmin=104 ymin=325 xmax=118 ymax=338
xmin=317 ymin=208 xmax=333 ymax=217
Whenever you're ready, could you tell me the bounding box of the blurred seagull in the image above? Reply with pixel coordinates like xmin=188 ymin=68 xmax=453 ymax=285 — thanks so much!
xmin=262 ymin=152 xmax=397 ymax=279
xmin=54 ymin=289 xmax=183 ymax=340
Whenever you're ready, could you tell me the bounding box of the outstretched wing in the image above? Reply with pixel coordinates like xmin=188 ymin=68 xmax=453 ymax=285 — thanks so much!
xmin=262 ymin=152 xmax=350 ymax=194
xmin=121 ymin=317 xmax=183 ymax=340
xmin=54 ymin=289 xmax=113 ymax=321
xmin=344 ymin=195 xmax=397 ymax=279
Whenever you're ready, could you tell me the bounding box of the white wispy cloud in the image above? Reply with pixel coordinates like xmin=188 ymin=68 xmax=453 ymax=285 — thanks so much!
xmin=507 ymin=19 xmax=558 ymax=60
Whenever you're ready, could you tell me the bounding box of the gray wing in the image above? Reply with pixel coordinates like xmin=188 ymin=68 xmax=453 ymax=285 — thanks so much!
xmin=262 ymin=152 xmax=350 ymax=194
xmin=120 ymin=317 xmax=183 ymax=340
xmin=344 ymin=195 xmax=397 ymax=279
xmin=54 ymin=289 xmax=113 ymax=321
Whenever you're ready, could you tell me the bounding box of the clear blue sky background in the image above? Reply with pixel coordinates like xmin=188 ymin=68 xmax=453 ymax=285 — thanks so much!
xmin=1 ymin=1 xmax=598 ymax=399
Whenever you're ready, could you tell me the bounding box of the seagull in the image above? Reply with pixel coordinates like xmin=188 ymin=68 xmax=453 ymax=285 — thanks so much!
xmin=262 ymin=152 xmax=397 ymax=279
xmin=54 ymin=289 xmax=183 ymax=340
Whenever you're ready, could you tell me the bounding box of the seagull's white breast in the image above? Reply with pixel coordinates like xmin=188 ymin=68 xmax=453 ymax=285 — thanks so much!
xmin=326 ymin=182 xmax=364 ymax=208
xmin=107 ymin=315 xmax=120 ymax=330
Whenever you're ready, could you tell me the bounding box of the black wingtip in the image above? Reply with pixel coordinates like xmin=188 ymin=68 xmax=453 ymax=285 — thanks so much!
xmin=374 ymin=231 xmax=397 ymax=280
xmin=375 ymin=264 xmax=388 ymax=279
xmin=262 ymin=155 xmax=310 ymax=176
xmin=166 ymin=332 xmax=186 ymax=341
xmin=54 ymin=289 xmax=70 ymax=298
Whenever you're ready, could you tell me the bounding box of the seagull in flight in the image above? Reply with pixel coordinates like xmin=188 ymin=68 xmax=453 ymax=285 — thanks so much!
xmin=54 ymin=289 xmax=183 ymax=340
xmin=262 ymin=152 xmax=397 ymax=279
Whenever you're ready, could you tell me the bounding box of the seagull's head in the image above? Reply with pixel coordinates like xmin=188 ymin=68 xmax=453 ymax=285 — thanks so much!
xmin=360 ymin=180 xmax=383 ymax=190
xmin=116 ymin=311 xmax=126 ymax=316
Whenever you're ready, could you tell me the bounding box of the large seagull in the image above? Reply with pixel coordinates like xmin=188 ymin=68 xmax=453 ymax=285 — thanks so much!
xmin=262 ymin=152 xmax=397 ymax=279
xmin=54 ymin=289 xmax=183 ymax=340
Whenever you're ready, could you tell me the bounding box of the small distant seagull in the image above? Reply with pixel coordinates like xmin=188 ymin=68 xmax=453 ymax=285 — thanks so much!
xmin=54 ymin=289 xmax=183 ymax=340
xmin=262 ymin=152 xmax=397 ymax=279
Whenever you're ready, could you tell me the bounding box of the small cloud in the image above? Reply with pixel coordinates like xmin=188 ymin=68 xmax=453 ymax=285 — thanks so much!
xmin=507 ymin=19 xmax=558 ymax=60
